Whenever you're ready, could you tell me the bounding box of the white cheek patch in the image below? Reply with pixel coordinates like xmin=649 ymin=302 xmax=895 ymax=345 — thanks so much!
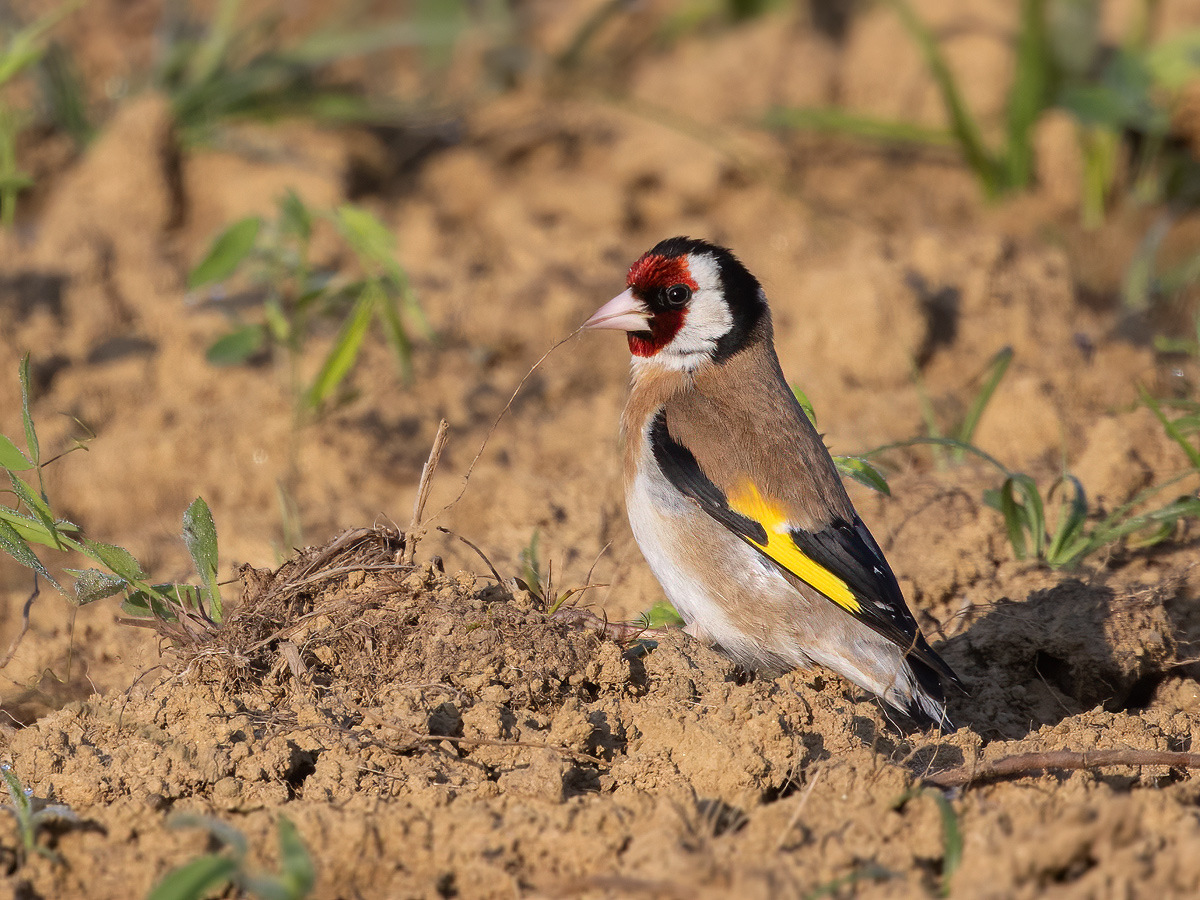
xmin=655 ymin=252 xmax=732 ymax=370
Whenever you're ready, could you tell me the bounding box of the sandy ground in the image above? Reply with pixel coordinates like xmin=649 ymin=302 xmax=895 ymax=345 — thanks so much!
xmin=2 ymin=0 xmax=1200 ymax=896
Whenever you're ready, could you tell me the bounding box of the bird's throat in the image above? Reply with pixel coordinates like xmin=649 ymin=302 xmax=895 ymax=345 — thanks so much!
xmin=628 ymin=308 xmax=687 ymax=357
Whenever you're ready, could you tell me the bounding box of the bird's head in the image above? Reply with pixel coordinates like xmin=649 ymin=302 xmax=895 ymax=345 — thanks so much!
xmin=585 ymin=237 xmax=767 ymax=370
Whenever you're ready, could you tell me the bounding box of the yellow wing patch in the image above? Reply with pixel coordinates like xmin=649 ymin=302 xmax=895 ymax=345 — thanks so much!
xmin=726 ymin=481 xmax=862 ymax=614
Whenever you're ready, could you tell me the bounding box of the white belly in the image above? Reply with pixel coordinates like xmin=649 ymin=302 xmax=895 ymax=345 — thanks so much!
xmin=626 ymin=463 xmax=791 ymax=665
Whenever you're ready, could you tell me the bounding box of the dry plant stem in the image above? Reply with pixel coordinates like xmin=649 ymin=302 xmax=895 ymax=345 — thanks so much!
xmin=436 ymin=526 xmax=504 ymax=585
xmin=0 ymin=577 xmax=38 ymax=668
xmin=404 ymin=418 xmax=449 ymax=566
xmin=774 ymin=764 xmax=824 ymax=852
xmin=434 ymin=327 xmax=585 ymax=520
xmin=925 ymin=749 xmax=1200 ymax=790
xmin=552 ymin=607 xmax=658 ymax=643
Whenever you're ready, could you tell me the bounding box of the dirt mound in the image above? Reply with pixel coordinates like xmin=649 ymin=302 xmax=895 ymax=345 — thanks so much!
xmin=2 ymin=523 xmax=1198 ymax=899
xmin=2 ymin=1 xmax=1200 ymax=897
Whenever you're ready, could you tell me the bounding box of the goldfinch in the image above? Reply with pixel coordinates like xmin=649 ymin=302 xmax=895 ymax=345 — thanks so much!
xmin=586 ymin=237 xmax=962 ymax=729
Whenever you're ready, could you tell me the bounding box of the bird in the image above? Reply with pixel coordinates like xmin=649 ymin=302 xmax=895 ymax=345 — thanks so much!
xmin=584 ymin=236 xmax=963 ymax=729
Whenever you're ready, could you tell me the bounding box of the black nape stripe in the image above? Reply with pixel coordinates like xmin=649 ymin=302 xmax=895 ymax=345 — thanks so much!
xmin=646 ymin=236 xmax=767 ymax=364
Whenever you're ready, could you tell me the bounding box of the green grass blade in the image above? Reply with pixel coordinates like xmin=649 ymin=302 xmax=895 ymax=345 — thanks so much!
xmin=147 ymin=855 xmax=240 ymax=900
xmin=40 ymin=42 xmax=94 ymax=145
xmin=1045 ymin=475 xmax=1089 ymax=565
xmin=862 ymin=436 xmax=1013 ymax=476
xmin=304 ymin=285 xmax=377 ymax=409
xmin=376 ymin=291 xmax=414 ymax=383
xmin=886 ymin=0 xmax=1001 ymax=194
xmin=286 ymin=19 xmax=463 ymax=64
xmin=998 ymin=478 xmax=1030 ymax=559
xmin=927 ymin=790 xmax=963 ymax=896
xmin=279 ymin=189 xmax=312 ymax=241
xmin=0 ymin=2 xmax=80 ymax=85
xmin=836 ymin=456 xmax=891 ymax=495
xmin=1140 ymin=385 xmax=1200 ymax=468
xmin=791 ymin=383 xmax=818 ymax=427
xmin=1002 ymin=0 xmax=1051 ymax=190
xmin=519 ymin=530 xmax=543 ymax=600
xmin=188 ymin=217 xmax=262 ymax=289
xmin=333 ymin=205 xmax=405 ymax=285
xmin=276 ymin=816 xmax=316 ymax=898
xmin=956 ymin=346 xmax=1012 ymax=449
xmin=765 ymin=106 xmax=954 ymax=146
xmin=206 ymin=324 xmax=266 ymax=366
xmin=183 ymin=497 xmax=222 ymax=623
xmin=999 ymin=474 xmax=1046 ymax=560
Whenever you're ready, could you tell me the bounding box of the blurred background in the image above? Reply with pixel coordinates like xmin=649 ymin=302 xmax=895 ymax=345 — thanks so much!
xmin=1 ymin=0 xmax=1199 ymax=719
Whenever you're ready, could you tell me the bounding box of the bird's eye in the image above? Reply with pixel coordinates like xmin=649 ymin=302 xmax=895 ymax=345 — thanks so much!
xmin=664 ymin=284 xmax=692 ymax=308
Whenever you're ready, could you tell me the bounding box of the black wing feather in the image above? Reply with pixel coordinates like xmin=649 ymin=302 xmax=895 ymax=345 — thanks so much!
xmin=790 ymin=519 xmax=961 ymax=687
xmin=649 ymin=412 xmax=962 ymax=690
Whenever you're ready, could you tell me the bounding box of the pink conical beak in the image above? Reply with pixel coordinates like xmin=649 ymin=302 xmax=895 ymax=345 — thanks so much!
xmin=583 ymin=288 xmax=650 ymax=332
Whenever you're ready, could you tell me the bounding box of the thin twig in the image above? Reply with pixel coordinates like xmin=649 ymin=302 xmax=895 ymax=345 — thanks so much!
xmin=404 ymin=418 xmax=449 ymax=566
xmin=774 ymin=764 xmax=824 ymax=852
xmin=432 ymin=327 xmax=584 ymax=521
xmin=924 ymin=749 xmax=1200 ymax=790
xmin=437 ymin=526 xmax=505 ymax=586
xmin=0 ymin=576 xmax=39 ymax=668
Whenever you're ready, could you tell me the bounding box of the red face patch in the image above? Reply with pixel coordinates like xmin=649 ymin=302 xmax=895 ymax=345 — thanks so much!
xmin=628 ymin=308 xmax=685 ymax=356
xmin=627 ymin=253 xmax=698 ymax=294
xmin=626 ymin=253 xmax=697 ymax=357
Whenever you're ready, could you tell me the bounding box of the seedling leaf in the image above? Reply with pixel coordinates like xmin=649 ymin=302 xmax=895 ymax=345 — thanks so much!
xmin=836 ymin=456 xmax=891 ymax=495
xmin=183 ymin=497 xmax=222 ymax=621
xmin=206 ymin=325 xmax=266 ymax=366
xmin=189 ymin=217 xmax=262 ymax=289
xmin=8 ymin=472 xmax=60 ymax=547
xmin=0 ymin=519 xmax=60 ymax=589
xmin=927 ymin=790 xmax=963 ymax=896
xmin=0 ymin=506 xmax=78 ymax=550
xmin=1140 ymin=385 xmax=1200 ymax=469
xmin=642 ymin=599 xmax=685 ymax=628
xmin=957 ymin=346 xmax=1012 ymax=448
xmin=147 ymin=855 xmax=241 ymax=900
xmin=305 ymin=286 xmax=377 ymax=408
xmin=278 ymin=189 xmax=312 ymax=241
xmin=277 ymin=816 xmax=316 ymax=897
xmin=0 ymin=433 xmax=31 ymax=470
xmin=1045 ymin=475 xmax=1089 ymax=565
xmin=334 ymin=205 xmax=405 ymax=285
xmin=82 ymin=538 xmax=146 ymax=583
xmin=377 ymin=292 xmax=414 ymax=382
xmin=791 ymin=384 xmax=817 ymax=427
xmin=67 ymin=568 xmax=128 ymax=605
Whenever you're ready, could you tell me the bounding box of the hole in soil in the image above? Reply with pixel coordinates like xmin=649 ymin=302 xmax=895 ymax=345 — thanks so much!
xmin=0 ymin=271 xmax=67 ymax=321
xmin=761 ymin=774 xmax=803 ymax=804
xmin=1032 ymin=651 xmax=1072 ymax=693
xmin=284 ymin=745 xmax=317 ymax=793
xmin=1110 ymin=672 xmax=1165 ymax=712
xmin=696 ymin=798 xmax=749 ymax=837
xmin=576 ymin=680 xmax=599 ymax=702
xmin=436 ymin=871 xmax=458 ymax=899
